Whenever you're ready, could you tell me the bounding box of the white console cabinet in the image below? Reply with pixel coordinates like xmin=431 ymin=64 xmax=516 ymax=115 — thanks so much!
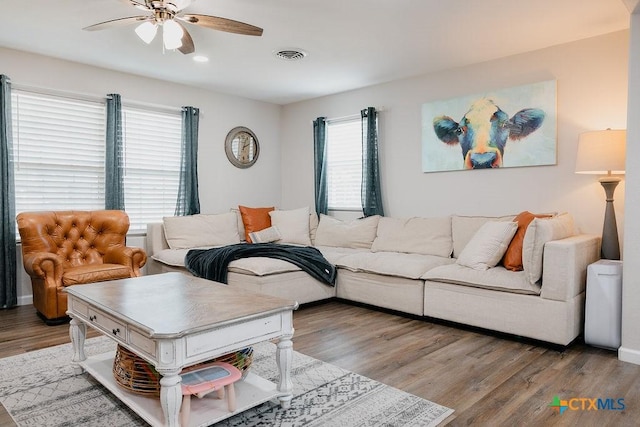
xmin=584 ymin=260 xmax=623 ymax=350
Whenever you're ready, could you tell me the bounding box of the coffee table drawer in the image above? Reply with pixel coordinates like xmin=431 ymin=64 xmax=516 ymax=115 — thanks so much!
xmin=87 ymin=309 xmax=127 ymax=340
xmin=129 ymin=328 xmax=156 ymax=357
xmin=186 ymin=314 xmax=282 ymax=357
xmin=68 ymin=298 xmax=89 ymax=318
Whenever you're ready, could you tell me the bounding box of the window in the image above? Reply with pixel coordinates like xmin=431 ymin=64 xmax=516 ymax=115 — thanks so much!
xmin=122 ymin=107 xmax=182 ymax=232
xmin=11 ymin=89 xmax=183 ymax=235
xmin=12 ymin=91 xmax=106 ymax=213
xmin=326 ymin=117 xmax=362 ymax=210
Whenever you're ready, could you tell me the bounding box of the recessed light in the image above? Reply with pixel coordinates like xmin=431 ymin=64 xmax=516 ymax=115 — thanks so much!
xmin=193 ymin=55 xmax=209 ymax=63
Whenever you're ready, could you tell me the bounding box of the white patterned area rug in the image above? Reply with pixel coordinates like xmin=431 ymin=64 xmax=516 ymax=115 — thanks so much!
xmin=0 ymin=337 xmax=453 ymax=426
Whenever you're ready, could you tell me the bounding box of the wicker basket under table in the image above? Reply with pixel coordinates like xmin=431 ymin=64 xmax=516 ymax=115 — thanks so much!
xmin=112 ymin=345 xmax=254 ymax=397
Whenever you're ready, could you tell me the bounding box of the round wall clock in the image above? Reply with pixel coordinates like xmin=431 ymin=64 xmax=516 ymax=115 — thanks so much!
xmin=225 ymin=126 xmax=260 ymax=168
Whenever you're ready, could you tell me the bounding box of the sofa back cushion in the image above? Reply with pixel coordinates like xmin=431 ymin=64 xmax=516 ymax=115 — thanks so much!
xmin=452 ymin=214 xmax=515 ymax=258
xmin=163 ymin=212 xmax=240 ymax=249
xmin=522 ymin=213 xmax=576 ymax=284
xmin=314 ymin=214 xmax=380 ymax=249
xmin=371 ymin=216 xmax=452 ymax=257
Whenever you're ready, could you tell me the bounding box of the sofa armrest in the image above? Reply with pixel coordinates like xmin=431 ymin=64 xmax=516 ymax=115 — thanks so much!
xmin=104 ymin=246 xmax=148 ymax=277
xmin=146 ymin=222 xmax=170 ymax=256
xmin=540 ymin=234 xmax=600 ymax=301
xmin=22 ymin=251 xmax=64 ymax=284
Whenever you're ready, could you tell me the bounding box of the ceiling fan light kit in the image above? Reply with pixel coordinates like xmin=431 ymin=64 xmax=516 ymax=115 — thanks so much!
xmin=84 ymin=0 xmax=263 ymax=55
xmin=162 ymin=19 xmax=184 ymax=50
xmin=135 ymin=21 xmax=157 ymax=44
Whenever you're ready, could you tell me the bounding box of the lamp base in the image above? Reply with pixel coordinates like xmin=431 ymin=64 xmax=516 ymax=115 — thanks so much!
xmin=600 ymin=179 xmax=621 ymax=260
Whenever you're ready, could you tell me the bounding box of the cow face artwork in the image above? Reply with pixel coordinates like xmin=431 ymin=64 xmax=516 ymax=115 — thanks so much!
xmin=432 ymin=99 xmax=545 ymax=169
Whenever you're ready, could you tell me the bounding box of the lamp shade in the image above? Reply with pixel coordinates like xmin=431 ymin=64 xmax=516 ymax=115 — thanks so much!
xmin=575 ymin=129 xmax=626 ymax=175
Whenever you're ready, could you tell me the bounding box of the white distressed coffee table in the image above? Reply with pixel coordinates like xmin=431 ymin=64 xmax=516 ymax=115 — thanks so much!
xmin=66 ymin=272 xmax=298 ymax=426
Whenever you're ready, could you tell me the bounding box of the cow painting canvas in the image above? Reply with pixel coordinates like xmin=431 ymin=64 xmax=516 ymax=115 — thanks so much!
xmin=421 ymin=80 xmax=556 ymax=172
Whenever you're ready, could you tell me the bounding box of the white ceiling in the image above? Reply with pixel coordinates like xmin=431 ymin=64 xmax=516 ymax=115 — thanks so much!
xmin=0 ymin=0 xmax=631 ymax=105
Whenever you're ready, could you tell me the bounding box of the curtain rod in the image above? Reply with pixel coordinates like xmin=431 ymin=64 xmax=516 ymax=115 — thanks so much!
xmin=316 ymin=106 xmax=386 ymax=125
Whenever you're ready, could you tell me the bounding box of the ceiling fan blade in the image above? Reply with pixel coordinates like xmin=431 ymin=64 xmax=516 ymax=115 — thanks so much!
xmin=177 ymin=23 xmax=195 ymax=54
xmin=180 ymin=14 xmax=263 ymax=36
xmin=83 ymin=16 xmax=150 ymax=31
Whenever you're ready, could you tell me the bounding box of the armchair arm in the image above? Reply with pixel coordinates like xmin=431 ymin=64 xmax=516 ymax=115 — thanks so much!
xmin=22 ymin=251 xmax=64 ymax=285
xmin=105 ymin=246 xmax=148 ymax=277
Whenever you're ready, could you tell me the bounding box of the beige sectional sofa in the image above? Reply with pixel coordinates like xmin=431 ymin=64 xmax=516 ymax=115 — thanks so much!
xmin=146 ymin=207 xmax=600 ymax=345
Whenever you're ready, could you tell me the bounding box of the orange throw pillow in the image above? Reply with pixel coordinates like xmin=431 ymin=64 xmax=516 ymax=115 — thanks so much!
xmin=239 ymin=206 xmax=275 ymax=242
xmin=502 ymin=211 xmax=553 ymax=271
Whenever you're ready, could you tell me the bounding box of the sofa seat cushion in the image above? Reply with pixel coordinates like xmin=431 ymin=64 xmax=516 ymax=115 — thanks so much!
xmin=152 ymin=247 xmax=303 ymax=276
xmin=336 ymin=251 xmax=454 ymax=280
xmin=315 ymin=246 xmax=370 ymax=265
xmin=62 ymin=264 xmax=132 ymax=286
xmin=152 ymin=247 xmax=211 ymax=267
xmin=422 ymin=264 xmax=541 ymax=295
xmin=227 ymin=257 xmax=302 ymax=276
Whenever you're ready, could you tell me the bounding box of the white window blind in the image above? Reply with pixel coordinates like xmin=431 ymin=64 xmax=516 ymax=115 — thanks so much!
xmin=11 ymin=91 xmax=106 ymax=213
xmin=122 ymin=107 xmax=181 ymax=232
xmin=11 ymin=89 xmax=183 ymax=235
xmin=326 ymin=117 xmax=362 ymax=210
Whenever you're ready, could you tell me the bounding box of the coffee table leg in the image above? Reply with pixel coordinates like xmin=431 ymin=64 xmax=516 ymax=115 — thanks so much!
xmin=69 ymin=316 xmax=86 ymax=375
xmin=276 ymin=334 xmax=294 ymax=408
xmin=157 ymin=368 xmax=182 ymax=426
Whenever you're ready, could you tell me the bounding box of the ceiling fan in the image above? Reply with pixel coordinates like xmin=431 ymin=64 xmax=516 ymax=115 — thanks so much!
xmin=83 ymin=0 xmax=263 ymax=55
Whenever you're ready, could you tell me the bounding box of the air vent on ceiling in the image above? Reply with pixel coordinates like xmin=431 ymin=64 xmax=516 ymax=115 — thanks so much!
xmin=274 ymin=49 xmax=308 ymax=61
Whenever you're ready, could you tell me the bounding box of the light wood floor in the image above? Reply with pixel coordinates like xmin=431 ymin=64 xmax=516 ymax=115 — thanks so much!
xmin=1 ymin=300 xmax=639 ymax=426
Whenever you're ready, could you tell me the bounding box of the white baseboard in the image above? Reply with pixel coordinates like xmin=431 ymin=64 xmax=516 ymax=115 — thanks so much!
xmin=618 ymin=346 xmax=640 ymax=365
xmin=17 ymin=294 xmax=33 ymax=307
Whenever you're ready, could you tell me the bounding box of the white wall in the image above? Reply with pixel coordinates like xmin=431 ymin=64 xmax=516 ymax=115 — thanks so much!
xmin=620 ymin=12 xmax=640 ymax=365
xmin=1 ymin=46 xmax=283 ymax=304
xmin=280 ymin=31 xmax=629 ymax=240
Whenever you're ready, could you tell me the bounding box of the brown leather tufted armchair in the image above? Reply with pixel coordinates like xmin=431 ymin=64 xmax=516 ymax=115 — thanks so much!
xmin=17 ymin=210 xmax=147 ymax=324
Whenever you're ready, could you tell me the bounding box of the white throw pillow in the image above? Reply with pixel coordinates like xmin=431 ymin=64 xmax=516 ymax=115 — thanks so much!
xmin=371 ymin=216 xmax=453 ymax=257
xmin=162 ymin=212 xmax=240 ymax=249
xmin=522 ymin=213 xmax=576 ymax=284
xmin=269 ymin=207 xmax=312 ymax=245
xmin=456 ymin=221 xmax=518 ymax=271
xmin=314 ymin=214 xmax=380 ymax=249
xmin=451 ymin=214 xmax=515 ymax=258
xmin=248 ymin=226 xmax=282 ymax=243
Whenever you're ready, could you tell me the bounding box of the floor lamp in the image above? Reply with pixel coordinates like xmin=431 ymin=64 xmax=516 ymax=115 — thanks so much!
xmin=575 ymin=129 xmax=626 ymax=260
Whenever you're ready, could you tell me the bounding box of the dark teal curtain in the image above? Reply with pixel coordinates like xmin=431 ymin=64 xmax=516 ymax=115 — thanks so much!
xmin=0 ymin=74 xmax=17 ymax=309
xmin=105 ymin=93 xmax=124 ymax=210
xmin=361 ymin=107 xmax=384 ymax=217
xmin=313 ymin=117 xmax=328 ymax=216
xmin=175 ymin=106 xmax=200 ymax=216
